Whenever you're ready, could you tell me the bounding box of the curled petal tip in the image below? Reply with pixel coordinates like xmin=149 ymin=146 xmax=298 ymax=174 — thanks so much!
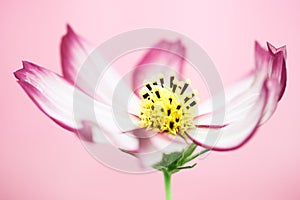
xmin=254 ymin=41 xmax=267 ymax=58
xmin=14 ymin=61 xmax=34 ymax=80
xmin=13 ymin=70 xmax=21 ymax=80
xmin=255 ymin=41 xmax=287 ymax=59
xmin=266 ymin=41 xmax=287 ymax=59
xmin=22 ymin=60 xmax=34 ymax=68
xmin=254 ymin=40 xmax=261 ymax=47
xmin=66 ymin=24 xmax=76 ymax=36
xmin=62 ymin=25 xmax=75 ymax=44
xmin=254 ymin=41 xmax=287 ymax=101
xmin=66 ymin=23 xmax=72 ymax=30
xmin=266 ymin=42 xmax=276 ymax=54
xmin=21 ymin=60 xmax=27 ymax=66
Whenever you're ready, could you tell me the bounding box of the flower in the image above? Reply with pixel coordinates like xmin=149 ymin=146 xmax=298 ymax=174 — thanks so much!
xmin=14 ymin=25 xmax=287 ymax=168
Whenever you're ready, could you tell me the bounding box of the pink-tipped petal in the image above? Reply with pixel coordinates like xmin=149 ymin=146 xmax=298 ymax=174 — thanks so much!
xmin=131 ymin=40 xmax=186 ymax=95
xmin=190 ymin=42 xmax=287 ymax=151
xmin=196 ymin=42 xmax=287 ymax=127
xmin=254 ymin=42 xmax=287 ymax=123
xmin=60 ymin=25 xmax=140 ymax=112
xmin=15 ymin=61 xmax=83 ymax=131
xmin=60 ymin=24 xmax=94 ymax=83
xmin=14 ymin=61 xmax=139 ymax=151
xmin=188 ymin=80 xmax=269 ymax=151
xmin=255 ymin=41 xmax=287 ymax=101
xmin=61 ymin=25 xmax=108 ymax=100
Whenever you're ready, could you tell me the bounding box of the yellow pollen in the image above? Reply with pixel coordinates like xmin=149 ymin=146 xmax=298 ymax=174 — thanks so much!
xmin=138 ymin=74 xmax=198 ymax=135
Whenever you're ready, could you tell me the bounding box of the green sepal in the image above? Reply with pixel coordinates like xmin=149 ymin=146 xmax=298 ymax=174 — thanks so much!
xmin=152 ymin=143 xmax=209 ymax=175
xmin=152 ymin=151 xmax=184 ymax=171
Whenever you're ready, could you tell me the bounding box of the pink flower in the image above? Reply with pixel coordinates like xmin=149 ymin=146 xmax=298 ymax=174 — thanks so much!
xmin=14 ymin=25 xmax=286 ymax=167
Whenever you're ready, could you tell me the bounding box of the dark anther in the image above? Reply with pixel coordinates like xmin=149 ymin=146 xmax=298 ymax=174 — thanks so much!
xmin=142 ymin=93 xmax=149 ymax=99
xmin=155 ymin=91 xmax=160 ymax=98
xmin=169 ymin=121 xmax=174 ymax=129
xmin=190 ymin=101 xmax=196 ymax=107
xmin=151 ymin=105 xmax=154 ymax=110
xmin=169 ymin=98 xmax=172 ymax=104
xmin=170 ymin=76 xmax=174 ymax=88
xmin=153 ymin=82 xmax=158 ymax=85
xmin=146 ymin=84 xmax=152 ymax=91
xmin=175 ymin=118 xmax=179 ymax=122
xmin=172 ymin=84 xmax=177 ymax=93
xmin=167 ymin=109 xmax=171 ymax=116
xmin=176 ymin=105 xmax=181 ymax=110
xmin=184 ymin=97 xmax=190 ymax=103
xmin=180 ymin=83 xmax=189 ymax=95
xmin=160 ymin=78 xmax=164 ymax=87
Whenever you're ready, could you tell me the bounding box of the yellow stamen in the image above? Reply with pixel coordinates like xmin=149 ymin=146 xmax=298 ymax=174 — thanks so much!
xmin=139 ymin=75 xmax=198 ymax=135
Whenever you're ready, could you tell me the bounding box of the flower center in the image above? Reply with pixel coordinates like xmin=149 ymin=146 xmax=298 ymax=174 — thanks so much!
xmin=138 ymin=74 xmax=199 ymax=135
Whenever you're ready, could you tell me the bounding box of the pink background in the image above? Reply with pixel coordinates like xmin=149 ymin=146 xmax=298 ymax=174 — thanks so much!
xmin=1 ymin=0 xmax=300 ymax=199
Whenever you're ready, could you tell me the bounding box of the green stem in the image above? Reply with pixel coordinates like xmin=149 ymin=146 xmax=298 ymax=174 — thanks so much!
xmin=163 ymin=170 xmax=172 ymax=200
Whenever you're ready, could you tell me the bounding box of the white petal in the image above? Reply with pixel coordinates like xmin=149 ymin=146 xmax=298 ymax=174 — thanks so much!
xmin=188 ymin=80 xmax=269 ymax=151
xmin=61 ymin=25 xmax=140 ymax=111
xmin=15 ymin=61 xmax=139 ymax=151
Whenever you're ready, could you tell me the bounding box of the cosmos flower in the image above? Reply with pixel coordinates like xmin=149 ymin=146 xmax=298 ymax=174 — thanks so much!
xmin=14 ymin=25 xmax=287 ymax=168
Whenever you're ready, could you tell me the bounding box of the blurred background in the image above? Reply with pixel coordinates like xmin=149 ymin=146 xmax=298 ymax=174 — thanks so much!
xmin=1 ymin=0 xmax=299 ymax=199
